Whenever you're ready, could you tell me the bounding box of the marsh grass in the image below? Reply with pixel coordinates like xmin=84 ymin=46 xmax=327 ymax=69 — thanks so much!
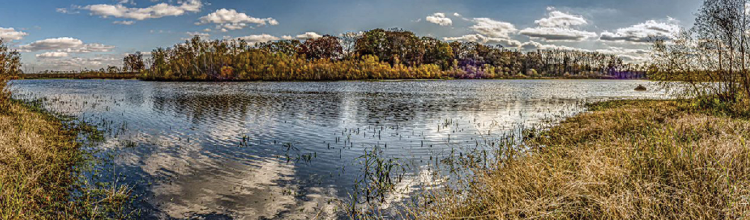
xmin=421 ymin=99 xmax=750 ymax=219
xmin=0 ymin=97 xmax=135 ymax=219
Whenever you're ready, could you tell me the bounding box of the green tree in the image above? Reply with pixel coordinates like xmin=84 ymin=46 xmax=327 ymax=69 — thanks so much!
xmin=123 ymin=52 xmax=145 ymax=73
xmin=0 ymin=38 xmax=21 ymax=110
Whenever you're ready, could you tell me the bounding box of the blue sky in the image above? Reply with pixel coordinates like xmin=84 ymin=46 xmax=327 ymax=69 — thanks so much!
xmin=0 ymin=0 xmax=703 ymax=72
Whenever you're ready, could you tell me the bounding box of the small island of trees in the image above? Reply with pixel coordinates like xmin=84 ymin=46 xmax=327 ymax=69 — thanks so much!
xmin=138 ymin=28 xmax=647 ymax=81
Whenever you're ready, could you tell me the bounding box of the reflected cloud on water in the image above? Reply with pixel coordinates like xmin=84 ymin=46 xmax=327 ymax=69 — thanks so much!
xmin=10 ymin=79 xmax=670 ymax=219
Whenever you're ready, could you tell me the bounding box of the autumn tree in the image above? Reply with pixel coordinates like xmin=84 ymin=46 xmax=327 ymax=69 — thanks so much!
xmin=355 ymin=29 xmax=424 ymax=66
xmin=652 ymin=0 xmax=750 ymax=106
xmin=421 ymin=37 xmax=453 ymax=70
xmin=0 ymin=38 xmax=21 ymax=109
xmin=257 ymin=40 xmax=302 ymax=57
xmin=340 ymin=32 xmax=362 ymax=59
xmin=0 ymin=39 xmax=21 ymax=82
xmin=123 ymin=52 xmax=145 ymax=73
xmin=298 ymin=35 xmax=343 ymax=60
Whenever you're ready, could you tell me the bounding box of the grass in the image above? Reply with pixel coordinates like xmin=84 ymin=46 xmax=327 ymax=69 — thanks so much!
xmin=424 ymin=99 xmax=750 ymax=219
xmin=0 ymin=94 xmax=133 ymax=218
xmin=0 ymin=97 xmax=81 ymax=218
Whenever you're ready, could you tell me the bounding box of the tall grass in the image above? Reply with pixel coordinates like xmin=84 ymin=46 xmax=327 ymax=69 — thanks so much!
xmin=0 ymin=99 xmax=135 ymax=219
xmin=423 ymin=100 xmax=750 ymax=219
xmin=1 ymin=39 xmax=134 ymax=218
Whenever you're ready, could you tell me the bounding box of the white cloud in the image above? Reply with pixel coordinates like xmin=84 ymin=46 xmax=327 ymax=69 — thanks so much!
xmin=519 ymin=8 xmax=595 ymax=42
xmin=69 ymin=57 xmax=119 ymax=68
xmin=267 ymin=19 xmax=279 ymax=26
xmin=237 ymin=34 xmax=280 ymax=44
xmin=536 ymin=8 xmax=588 ymax=28
xmin=443 ymin=34 xmax=521 ymax=47
xmin=596 ymin=46 xmax=651 ymax=62
xmin=61 ymin=43 xmax=116 ymax=53
xmin=296 ymin=32 xmax=323 ymax=40
xmin=56 ymin=8 xmax=79 ymax=14
xmin=113 ymin=20 xmax=135 ymax=25
xmin=36 ymin=52 xmax=69 ymax=59
xmin=19 ymin=37 xmax=114 ymax=53
xmin=197 ymin=9 xmax=278 ymax=31
xmin=33 ymin=54 xmax=124 ymax=71
xmin=426 ymin=13 xmax=452 ymax=26
xmin=82 ymin=0 xmax=202 ymax=20
xmin=453 ymin=13 xmax=461 ymax=17
xmin=0 ymin=27 xmax=28 ymax=41
xmin=186 ymin=31 xmax=210 ymax=39
xmin=600 ymin=19 xmax=680 ymax=43
xmin=595 ymin=46 xmax=649 ymax=55
xmin=519 ymin=41 xmax=590 ymax=52
xmin=118 ymin=0 xmax=135 ymax=5
xmin=281 ymin=35 xmax=294 ymax=40
xmin=519 ymin=27 xmax=597 ymax=41
xmin=470 ymin=18 xmax=517 ymax=38
xmin=19 ymin=37 xmax=83 ymax=51
xmin=520 ymin=41 xmax=544 ymax=51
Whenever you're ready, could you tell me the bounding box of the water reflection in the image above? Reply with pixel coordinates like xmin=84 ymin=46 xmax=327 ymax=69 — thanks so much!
xmin=10 ymin=79 xmax=668 ymax=219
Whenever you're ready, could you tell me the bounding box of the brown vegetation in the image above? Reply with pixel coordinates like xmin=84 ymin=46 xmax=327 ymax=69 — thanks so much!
xmin=1 ymin=37 xmax=132 ymax=219
xmin=426 ymin=100 xmax=750 ymax=219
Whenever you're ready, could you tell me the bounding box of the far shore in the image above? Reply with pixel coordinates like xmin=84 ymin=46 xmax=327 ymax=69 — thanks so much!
xmin=16 ymin=72 xmax=645 ymax=81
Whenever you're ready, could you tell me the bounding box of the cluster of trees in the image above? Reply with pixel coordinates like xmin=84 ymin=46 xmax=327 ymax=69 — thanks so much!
xmin=651 ymin=0 xmax=750 ymax=109
xmin=0 ymin=39 xmax=21 ymax=111
xmin=123 ymin=53 xmax=145 ymax=73
xmin=142 ymin=29 xmax=645 ymax=81
xmin=0 ymin=39 xmax=21 ymax=91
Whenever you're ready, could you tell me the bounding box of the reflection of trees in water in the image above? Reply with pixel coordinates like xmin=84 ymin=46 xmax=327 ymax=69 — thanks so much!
xmin=153 ymin=94 xmax=252 ymax=125
xmin=148 ymin=86 xmax=574 ymax=129
xmin=355 ymin=92 xmax=501 ymax=125
xmin=151 ymin=91 xmax=348 ymax=127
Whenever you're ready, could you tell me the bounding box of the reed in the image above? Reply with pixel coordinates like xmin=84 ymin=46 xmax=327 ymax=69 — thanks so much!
xmin=423 ymin=99 xmax=750 ymax=219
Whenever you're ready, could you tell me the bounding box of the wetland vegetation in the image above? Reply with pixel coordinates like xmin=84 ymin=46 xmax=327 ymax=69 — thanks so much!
xmin=421 ymin=0 xmax=750 ymax=218
xmin=1 ymin=40 xmax=133 ymax=219
xmin=3 ymin=0 xmax=750 ymax=219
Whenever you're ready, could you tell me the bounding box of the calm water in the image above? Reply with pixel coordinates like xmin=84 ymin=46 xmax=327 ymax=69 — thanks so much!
xmin=11 ymin=79 xmax=668 ymax=219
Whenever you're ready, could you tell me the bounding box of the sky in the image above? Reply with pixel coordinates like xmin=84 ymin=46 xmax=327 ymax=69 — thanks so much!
xmin=0 ymin=0 xmax=704 ymax=72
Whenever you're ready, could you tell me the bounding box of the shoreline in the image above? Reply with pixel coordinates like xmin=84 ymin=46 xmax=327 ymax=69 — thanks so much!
xmin=425 ymin=99 xmax=750 ymax=219
xmin=0 ymin=99 xmax=132 ymax=219
xmin=14 ymin=75 xmax=649 ymax=82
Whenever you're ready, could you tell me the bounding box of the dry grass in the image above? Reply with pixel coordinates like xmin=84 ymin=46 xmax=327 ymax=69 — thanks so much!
xmin=0 ymin=95 xmax=133 ymax=218
xmin=0 ymin=99 xmax=82 ymax=218
xmin=426 ymin=100 xmax=750 ymax=219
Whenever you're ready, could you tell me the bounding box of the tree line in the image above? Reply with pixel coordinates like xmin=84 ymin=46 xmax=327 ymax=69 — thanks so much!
xmin=140 ymin=28 xmax=646 ymax=81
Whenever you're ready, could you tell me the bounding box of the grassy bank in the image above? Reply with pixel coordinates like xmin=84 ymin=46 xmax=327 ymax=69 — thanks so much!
xmin=0 ymin=99 xmax=132 ymax=218
xmin=427 ymin=99 xmax=750 ymax=219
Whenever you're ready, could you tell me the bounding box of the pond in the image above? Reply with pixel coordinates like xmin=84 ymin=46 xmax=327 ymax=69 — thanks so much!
xmin=11 ymin=79 xmax=668 ymax=219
